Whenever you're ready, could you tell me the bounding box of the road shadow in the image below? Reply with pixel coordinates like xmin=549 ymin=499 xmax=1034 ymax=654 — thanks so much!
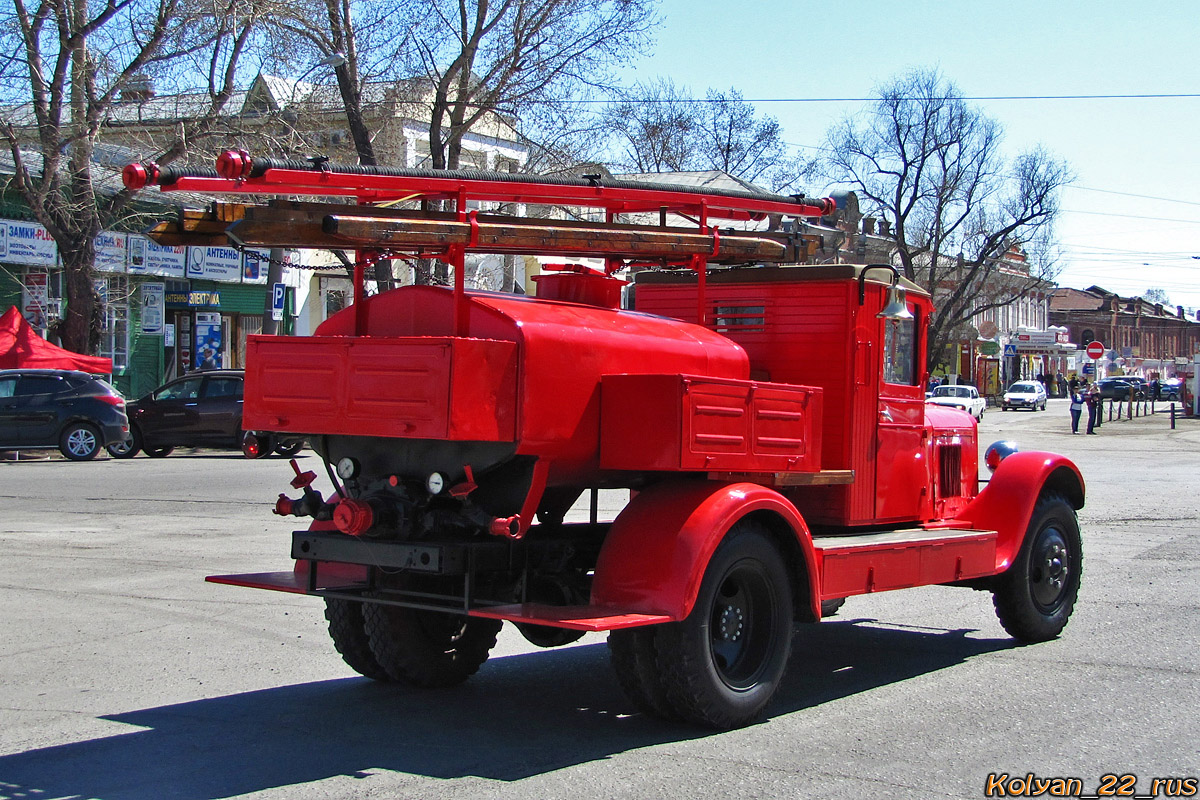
xmin=0 ymin=618 xmax=1013 ymax=799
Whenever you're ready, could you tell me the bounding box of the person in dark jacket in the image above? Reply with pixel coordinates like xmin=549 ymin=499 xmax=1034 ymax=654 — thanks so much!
xmin=1086 ymin=383 xmax=1101 ymax=434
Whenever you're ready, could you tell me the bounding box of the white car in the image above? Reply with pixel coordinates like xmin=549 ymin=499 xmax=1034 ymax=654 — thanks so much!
xmin=926 ymin=384 xmax=986 ymax=420
xmin=1002 ymin=380 xmax=1048 ymax=412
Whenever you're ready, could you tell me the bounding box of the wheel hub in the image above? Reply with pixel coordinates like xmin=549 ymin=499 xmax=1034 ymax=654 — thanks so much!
xmin=717 ymin=604 xmax=745 ymax=642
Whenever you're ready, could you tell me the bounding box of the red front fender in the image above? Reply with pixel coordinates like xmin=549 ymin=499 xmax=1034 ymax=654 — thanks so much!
xmin=956 ymin=451 xmax=1085 ymax=572
xmin=590 ymin=480 xmax=821 ymax=621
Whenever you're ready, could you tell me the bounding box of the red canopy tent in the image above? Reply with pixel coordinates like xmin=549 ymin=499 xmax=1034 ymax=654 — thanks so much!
xmin=0 ymin=306 xmax=113 ymax=374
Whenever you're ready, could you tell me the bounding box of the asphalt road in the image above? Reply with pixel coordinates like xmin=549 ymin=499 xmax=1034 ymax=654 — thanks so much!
xmin=0 ymin=400 xmax=1197 ymax=800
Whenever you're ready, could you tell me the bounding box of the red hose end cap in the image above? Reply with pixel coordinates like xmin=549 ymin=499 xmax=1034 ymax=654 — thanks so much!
xmin=274 ymin=494 xmax=295 ymax=516
xmin=334 ymin=499 xmax=374 ymax=536
xmin=216 ymin=149 xmax=252 ymax=180
xmin=489 ymin=516 xmax=522 ymax=538
xmin=123 ymin=163 xmax=149 ymax=190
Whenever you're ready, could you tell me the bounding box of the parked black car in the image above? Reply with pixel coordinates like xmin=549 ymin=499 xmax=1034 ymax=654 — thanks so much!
xmin=1095 ymin=377 xmax=1147 ymax=400
xmin=106 ymin=369 xmax=304 ymax=458
xmin=0 ymin=369 xmax=129 ymax=460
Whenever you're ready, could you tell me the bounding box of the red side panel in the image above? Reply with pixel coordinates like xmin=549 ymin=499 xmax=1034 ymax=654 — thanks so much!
xmin=600 ymin=374 xmax=822 ymax=473
xmin=244 ymin=335 xmax=518 ymax=441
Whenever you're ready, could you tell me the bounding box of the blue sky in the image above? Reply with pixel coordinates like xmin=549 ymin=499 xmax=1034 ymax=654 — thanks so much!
xmin=622 ymin=0 xmax=1200 ymax=310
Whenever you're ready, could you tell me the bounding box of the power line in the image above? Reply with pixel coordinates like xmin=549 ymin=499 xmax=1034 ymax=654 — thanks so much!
xmin=1068 ymin=185 xmax=1200 ymax=207
xmin=573 ymin=92 xmax=1200 ymax=105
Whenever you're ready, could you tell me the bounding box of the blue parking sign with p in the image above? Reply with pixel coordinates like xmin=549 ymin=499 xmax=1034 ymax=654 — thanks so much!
xmin=271 ymin=283 xmax=286 ymax=320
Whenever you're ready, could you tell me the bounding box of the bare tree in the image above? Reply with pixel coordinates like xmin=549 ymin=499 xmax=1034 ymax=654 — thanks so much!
xmin=414 ymin=0 xmax=658 ymax=172
xmin=821 ymin=68 xmax=1072 ymax=371
xmin=601 ymin=80 xmax=813 ymax=191
xmin=0 ymin=0 xmax=269 ymax=354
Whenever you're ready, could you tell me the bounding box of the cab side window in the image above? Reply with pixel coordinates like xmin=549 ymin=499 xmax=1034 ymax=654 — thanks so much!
xmin=882 ymin=314 xmax=917 ymax=386
xmin=0 ymin=377 xmax=16 ymax=398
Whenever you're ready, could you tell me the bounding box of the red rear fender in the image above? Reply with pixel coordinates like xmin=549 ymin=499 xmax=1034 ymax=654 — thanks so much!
xmin=956 ymin=451 xmax=1085 ymax=571
xmin=590 ymin=480 xmax=821 ymax=621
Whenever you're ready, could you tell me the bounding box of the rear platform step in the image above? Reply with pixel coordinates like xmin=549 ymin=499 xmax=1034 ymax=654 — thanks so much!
xmin=206 ymin=572 xmax=672 ymax=631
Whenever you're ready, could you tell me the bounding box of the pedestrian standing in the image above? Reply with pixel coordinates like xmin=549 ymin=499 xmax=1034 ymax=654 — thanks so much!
xmin=1086 ymin=383 xmax=1100 ymax=434
xmin=1070 ymin=389 xmax=1084 ymax=433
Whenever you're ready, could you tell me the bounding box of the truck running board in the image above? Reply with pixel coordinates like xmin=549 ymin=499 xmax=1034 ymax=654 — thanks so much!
xmin=815 ymin=527 xmax=998 ymax=600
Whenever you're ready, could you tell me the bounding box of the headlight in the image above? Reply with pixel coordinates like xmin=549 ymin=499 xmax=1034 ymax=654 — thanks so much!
xmin=984 ymin=440 xmax=1019 ymax=473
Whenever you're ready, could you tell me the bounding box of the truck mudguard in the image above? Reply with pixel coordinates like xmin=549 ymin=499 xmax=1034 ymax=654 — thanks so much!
xmin=591 ymin=479 xmax=822 ymax=621
xmin=956 ymin=451 xmax=1085 ymax=572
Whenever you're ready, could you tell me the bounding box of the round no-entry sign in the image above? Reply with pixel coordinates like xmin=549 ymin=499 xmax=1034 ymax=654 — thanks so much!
xmin=1086 ymin=341 xmax=1105 ymax=359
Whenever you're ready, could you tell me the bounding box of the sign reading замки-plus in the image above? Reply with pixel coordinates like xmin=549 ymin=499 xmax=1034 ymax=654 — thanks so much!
xmin=0 ymin=219 xmax=57 ymax=266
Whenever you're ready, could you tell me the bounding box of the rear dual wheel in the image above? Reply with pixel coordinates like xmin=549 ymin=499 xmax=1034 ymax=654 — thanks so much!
xmin=609 ymin=520 xmax=793 ymax=729
xmin=324 ymin=588 xmax=501 ymax=688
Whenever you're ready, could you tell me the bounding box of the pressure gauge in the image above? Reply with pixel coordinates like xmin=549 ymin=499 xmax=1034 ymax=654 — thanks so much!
xmin=426 ymin=472 xmax=445 ymax=495
xmin=336 ymin=457 xmax=360 ymax=481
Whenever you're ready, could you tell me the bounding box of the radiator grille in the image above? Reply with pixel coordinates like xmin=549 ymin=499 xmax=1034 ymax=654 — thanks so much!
xmin=938 ymin=444 xmax=963 ymax=498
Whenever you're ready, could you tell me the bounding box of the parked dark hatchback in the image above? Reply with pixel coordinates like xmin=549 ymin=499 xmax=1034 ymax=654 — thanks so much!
xmin=1096 ymin=377 xmax=1147 ymax=400
xmin=0 ymin=369 xmax=129 ymax=460
xmin=107 ymin=369 xmax=303 ymax=458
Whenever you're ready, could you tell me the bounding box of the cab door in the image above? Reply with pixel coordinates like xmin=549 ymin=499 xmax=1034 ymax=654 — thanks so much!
xmin=875 ymin=309 xmax=931 ymax=523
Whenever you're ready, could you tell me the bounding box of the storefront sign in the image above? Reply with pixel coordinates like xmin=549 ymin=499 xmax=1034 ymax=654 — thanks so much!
xmin=22 ymin=271 xmax=51 ymax=329
xmin=1 ymin=219 xmax=57 ymax=266
xmin=242 ymin=248 xmax=269 ymax=284
xmin=140 ymin=283 xmax=165 ymax=335
xmin=94 ymin=231 xmax=127 ymax=273
xmin=188 ymin=245 xmax=243 ymax=282
xmin=128 ymin=236 xmax=186 ymax=277
xmin=165 ymin=291 xmax=221 ymax=307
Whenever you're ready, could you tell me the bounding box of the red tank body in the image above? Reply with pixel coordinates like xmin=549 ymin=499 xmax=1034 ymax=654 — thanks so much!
xmin=244 ymin=283 xmax=751 ymax=490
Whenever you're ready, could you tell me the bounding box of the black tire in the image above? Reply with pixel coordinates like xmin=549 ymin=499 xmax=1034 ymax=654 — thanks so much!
xmin=144 ymin=445 xmax=174 ymax=458
xmin=274 ymin=439 xmax=305 ymax=458
xmin=609 ymin=627 xmax=679 ymax=720
xmin=362 ymin=595 xmax=502 ymax=687
xmin=820 ymin=597 xmax=846 ymax=617
xmin=977 ymin=408 xmax=985 ymax=421
xmin=106 ymin=426 xmax=142 ymax=459
xmin=993 ymin=492 xmax=1082 ymax=642
xmin=59 ymin=423 xmax=101 ymax=461
xmin=652 ymin=520 xmax=793 ymax=729
xmin=324 ymin=598 xmax=392 ymax=682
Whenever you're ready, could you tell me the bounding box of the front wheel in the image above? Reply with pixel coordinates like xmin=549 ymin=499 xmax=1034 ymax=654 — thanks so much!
xmin=59 ymin=423 xmax=101 ymax=461
xmin=649 ymin=520 xmax=793 ymax=729
xmin=993 ymin=492 xmax=1082 ymax=642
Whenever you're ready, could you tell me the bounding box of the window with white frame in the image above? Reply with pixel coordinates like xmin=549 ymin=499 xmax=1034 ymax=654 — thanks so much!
xmin=97 ymin=275 xmax=130 ymax=370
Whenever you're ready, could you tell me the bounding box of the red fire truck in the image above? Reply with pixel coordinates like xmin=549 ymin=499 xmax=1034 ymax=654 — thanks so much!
xmin=124 ymin=154 xmax=1084 ymax=729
